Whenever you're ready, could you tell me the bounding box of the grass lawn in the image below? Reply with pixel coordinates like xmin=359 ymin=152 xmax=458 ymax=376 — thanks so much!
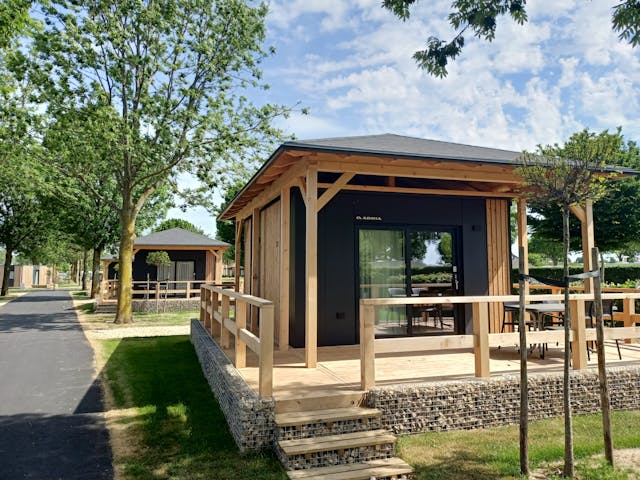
xmin=99 ymin=335 xmax=286 ymax=480
xmin=74 ymin=296 xmax=198 ymax=328
xmin=400 ymin=412 xmax=640 ymax=479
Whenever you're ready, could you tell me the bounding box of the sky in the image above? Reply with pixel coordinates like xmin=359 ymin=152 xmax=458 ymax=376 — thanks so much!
xmin=169 ymin=1 xmax=640 ymax=237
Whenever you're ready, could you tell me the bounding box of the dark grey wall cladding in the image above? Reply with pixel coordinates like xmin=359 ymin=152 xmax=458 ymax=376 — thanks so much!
xmin=190 ymin=319 xmax=275 ymax=452
xmin=367 ymin=367 xmax=640 ymax=435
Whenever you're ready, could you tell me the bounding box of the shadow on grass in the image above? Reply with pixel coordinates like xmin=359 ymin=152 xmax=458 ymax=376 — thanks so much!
xmin=100 ymin=336 xmax=286 ymax=480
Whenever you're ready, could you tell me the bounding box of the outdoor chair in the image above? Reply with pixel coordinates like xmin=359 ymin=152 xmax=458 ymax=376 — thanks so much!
xmin=415 ymin=290 xmax=443 ymax=328
xmin=585 ymin=300 xmax=621 ymax=360
xmin=501 ymin=301 xmax=521 ymax=332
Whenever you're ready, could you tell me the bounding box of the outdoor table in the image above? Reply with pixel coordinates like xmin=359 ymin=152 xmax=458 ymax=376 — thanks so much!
xmin=525 ymin=303 xmax=565 ymax=330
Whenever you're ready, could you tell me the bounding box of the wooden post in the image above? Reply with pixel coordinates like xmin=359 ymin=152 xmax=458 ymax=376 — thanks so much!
xmin=185 ymin=281 xmax=190 ymax=299
xmin=259 ymin=304 xmax=274 ymax=397
xmin=214 ymin=251 xmax=223 ymax=285
xmin=570 ymin=299 xmax=588 ymax=369
xmin=592 ymin=248 xmax=614 ymax=466
xmin=572 ymin=200 xmax=595 ymax=294
xmin=279 ymin=187 xmax=290 ymax=351
xmin=517 ymin=198 xmax=529 ymax=296
xmin=221 ymin=294 xmax=230 ymax=349
xmin=205 ymin=250 xmax=215 ymax=284
xmin=234 ymin=220 xmax=242 ymax=291
xmin=200 ymin=287 xmax=207 ymax=326
xmin=305 ymin=163 xmax=318 ymax=368
xmin=622 ymin=296 xmax=636 ymax=344
xmin=211 ymin=290 xmax=220 ymax=338
xmin=251 ymin=208 xmax=261 ymax=332
xmin=235 ymin=300 xmax=247 ymax=369
xmin=360 ymin=303 xmax=375 ymax=390
xmin=473 ymin=301 xmax=490 ymax=378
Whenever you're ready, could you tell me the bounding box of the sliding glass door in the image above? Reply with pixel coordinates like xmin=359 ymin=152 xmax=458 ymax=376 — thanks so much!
xmin=358 ymin=226 xmax=461 ymax=337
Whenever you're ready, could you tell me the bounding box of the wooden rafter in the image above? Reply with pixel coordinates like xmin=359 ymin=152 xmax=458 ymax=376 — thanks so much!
xmin=317 ymin=172 xmax=355 ymax=212
xmin=316 ymin=183 xmax=518 ymax=198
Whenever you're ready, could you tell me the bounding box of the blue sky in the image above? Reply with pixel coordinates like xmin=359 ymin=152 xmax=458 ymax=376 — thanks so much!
xmin=171 ymin=1 xmax=640 ymax=237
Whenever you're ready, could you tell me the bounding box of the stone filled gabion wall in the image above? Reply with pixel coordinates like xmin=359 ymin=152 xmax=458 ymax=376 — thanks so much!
xmin=132 ymin=298 xmax=201 ymax=312
xmin=367 ymin=367 xmax=640 ymax=435
xmin=190 ymin=319 xmax=275 ymax=452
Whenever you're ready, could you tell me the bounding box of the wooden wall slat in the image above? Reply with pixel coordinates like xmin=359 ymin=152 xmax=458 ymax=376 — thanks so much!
xmin=259 ymin=201 xmax=281 ymax=346
xmin=486 ymin=199 xmax=510 ymax=333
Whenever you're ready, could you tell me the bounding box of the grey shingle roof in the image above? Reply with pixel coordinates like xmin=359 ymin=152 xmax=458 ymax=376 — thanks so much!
xmin=134 ymin=228 xmax=230 ymax=248
xmin=285 ymin=133 xmax=521 ymax=164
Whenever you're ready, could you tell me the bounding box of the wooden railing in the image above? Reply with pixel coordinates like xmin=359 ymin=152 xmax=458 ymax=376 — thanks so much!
xmin=360 ymin=292 xmax=640 ymax=390
xmin=200 ymin=285 xmax=274 ymax=397
xmin=100 ymin=279 xmax=230 ymax=302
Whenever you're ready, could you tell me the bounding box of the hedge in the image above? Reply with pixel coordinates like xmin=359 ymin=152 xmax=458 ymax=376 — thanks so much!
xmin=510 ymin=265 xmax=640 ymax=285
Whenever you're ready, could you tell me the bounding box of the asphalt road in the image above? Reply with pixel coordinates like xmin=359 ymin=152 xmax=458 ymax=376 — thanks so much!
xmin=0 ymin=290 xmax=113 ymax=480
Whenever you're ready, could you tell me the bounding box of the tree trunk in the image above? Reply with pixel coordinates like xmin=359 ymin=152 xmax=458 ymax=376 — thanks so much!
xmin=562 ymin=205 xmax=575 ymax=478
xmin=592 ymin=247 xmax=614 ymax=466
xmin=90 ymin=247 xmax=102 ymax=299
xmin=81 ymin=249 xmax=89 ymax=291
xmin=115 ymin=205 xmax=136 ymax=324
xmin=518 ymin=246 xmax=529 ymax=476
xmin=1 ymin=249 xmax=13 ymax=296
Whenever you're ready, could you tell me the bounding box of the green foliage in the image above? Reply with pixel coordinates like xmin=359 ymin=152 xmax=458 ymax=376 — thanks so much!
xmin=383 ymin=0 xmax=640 ymax=77
xmin=0 ymin=0 xmax=35 ymax=50
xmin=145 ymin=251 xmax=172 ymax=268
xmin=512 ymin=265 xmax=640 ymax=285
xmin=153 ymin=218 xmax=204 ymax=235
xmin=528 ymin=235 xmax=564 ymax=266
xmin=530 ymin=132 xmax=640 ymax=255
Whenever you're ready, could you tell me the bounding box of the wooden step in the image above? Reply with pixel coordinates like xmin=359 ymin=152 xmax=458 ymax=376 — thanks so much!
xmin=286 ymin=457 xmax=413 ymax=480
xmin=276 ymin=407 xmax=381 ymax=427
xmin=275 ymin=391 xmax=366 ymax=414
xmin=278 ymin=429 xmax=395 ymax=456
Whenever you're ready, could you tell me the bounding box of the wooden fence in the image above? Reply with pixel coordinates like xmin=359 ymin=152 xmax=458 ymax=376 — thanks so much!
xmin=360 ymin=292 xmax=640 ymax=390
xmin=101 ymin=279 xmax=230 ymax=302
xmin=200 ymin=285 xmax=274 ymax=397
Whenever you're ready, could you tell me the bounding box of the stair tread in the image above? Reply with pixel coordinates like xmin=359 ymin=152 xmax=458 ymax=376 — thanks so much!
xmin=287 ymin=458 xmax=413 ymax=479
xmin=275 ymin=391 xmax=366 ymax=414
xmin=279 ymin=429 xmax=396 ymax=455
xmin=276 ymin=407 xmax=381 ymax=426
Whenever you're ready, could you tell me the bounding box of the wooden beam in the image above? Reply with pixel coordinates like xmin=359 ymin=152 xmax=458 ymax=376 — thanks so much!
xmin=305 ymin=163 xmax=318 ymax=368
xmin=570 ymin=299 xmax=588 ymax=369
xmin=234 ymin=220 xmax=242 ymax=291
xmin=251 ymin=208 xmax=261 ymax=329
xmin=473 ymin=302 xmax=490 ymax=378
xmin=582 ymin=200 xmax=595 ymax=294
xmin=317 ymin=158 xmax=523 ymax=184
xmin=317 ymin=183 xmax=518 ymax=198
xmin=234 ymin=162 xmax=307 ymax=220
xmin=279 ymin=187 xmax=290 ymax=351
xmin=296 ymin=176 xmax=307 ymax=206
xmin=517 ymin=198 xmax=529 ymax=296
xmin=205 ymin=250 xmax=215 ymax=283
xmin=317 ymin=172 xmax=355 ymax=212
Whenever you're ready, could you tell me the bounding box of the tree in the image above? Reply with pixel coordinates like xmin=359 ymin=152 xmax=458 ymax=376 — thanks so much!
xmin=44 ymin=103 xmax=171 ymax=298
xmin=0 ymin=46 xmax=53 ymax=295
xmin=383 ymin=0 xmax=640 ymax=77
xmin=517 ymin=135 xmax=614 ymax=478
xmin=35 ymin=0 xmax=290 ymax=323
xmin=154 ymin=218 xmax=204 ymax=235
xmin=528 ymin=130 xmax=640 ymax=276
xmin=527 ymin=234 xmax=564 ymax=266
xmin=0 ymin=0 xmax=35 ymax=50
xmin=146 ymin=250 xmax=172 ymax=278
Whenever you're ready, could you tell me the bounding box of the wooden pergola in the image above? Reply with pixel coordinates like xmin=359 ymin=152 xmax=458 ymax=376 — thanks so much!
xmin=220 ymin=134 xmax=616 ymax=368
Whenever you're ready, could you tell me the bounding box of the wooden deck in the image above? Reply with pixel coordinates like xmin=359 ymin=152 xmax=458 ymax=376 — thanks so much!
xmin=224 ymin=340 xmax=640 ymax=402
